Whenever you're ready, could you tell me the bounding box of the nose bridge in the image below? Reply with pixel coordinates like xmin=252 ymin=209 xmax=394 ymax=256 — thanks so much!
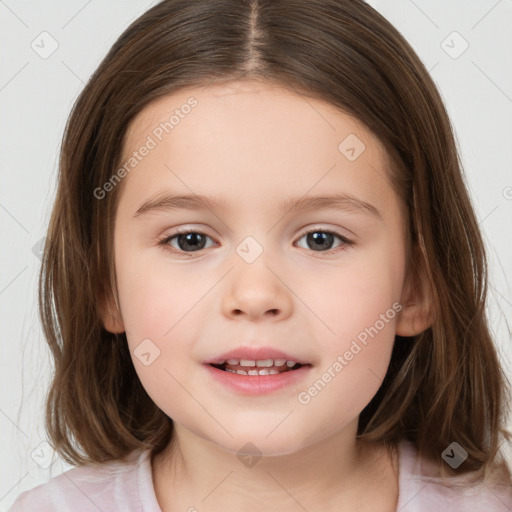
xmin=222 ymin=235 xmax=292 ymax=320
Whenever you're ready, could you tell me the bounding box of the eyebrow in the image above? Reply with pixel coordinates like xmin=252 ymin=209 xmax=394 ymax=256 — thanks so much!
xmin=133 ymin=193 xmax=382 ymax=220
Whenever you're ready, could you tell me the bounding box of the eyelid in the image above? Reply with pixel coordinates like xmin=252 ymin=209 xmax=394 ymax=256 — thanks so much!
xmin=294 ymin=226 xmax=354 ymax=255
xmin=296 ymin=225 xmax=353 ymax=242
xmin=158 ymin=224 xmax=354 ymax=257
xmin=157 ymin=226 xmax=216 ymax=250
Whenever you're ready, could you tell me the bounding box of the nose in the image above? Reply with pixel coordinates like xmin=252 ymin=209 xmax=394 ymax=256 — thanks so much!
xmin=221 ymin=258 xmax=293 ymax=322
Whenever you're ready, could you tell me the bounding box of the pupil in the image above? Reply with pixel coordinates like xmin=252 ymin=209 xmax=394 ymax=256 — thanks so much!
xmin=308 ymin=232 xmax=333 ymax=251
xmin=178 ymin=233 xmax=205 ymax=251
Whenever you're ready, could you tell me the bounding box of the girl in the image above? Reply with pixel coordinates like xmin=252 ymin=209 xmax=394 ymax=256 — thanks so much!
xmin=9 ymin=0 xmax=512 ymax=510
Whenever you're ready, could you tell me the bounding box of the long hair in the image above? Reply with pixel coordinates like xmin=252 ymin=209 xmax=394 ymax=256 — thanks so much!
xmin=39 ymin=0 xmax=511 ymax=482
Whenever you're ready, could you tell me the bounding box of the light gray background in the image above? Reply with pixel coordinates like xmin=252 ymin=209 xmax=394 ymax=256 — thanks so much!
xmin=1 ymin=0 xmax=511 ymax=509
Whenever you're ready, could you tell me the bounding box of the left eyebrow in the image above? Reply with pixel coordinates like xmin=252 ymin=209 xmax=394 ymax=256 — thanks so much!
xmin=133 ymin=192 xmax=382 ymax=220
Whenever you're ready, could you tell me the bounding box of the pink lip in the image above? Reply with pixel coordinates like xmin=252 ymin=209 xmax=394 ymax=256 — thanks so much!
xmin=204 ymin=364 xmax=311 ymax=395
xmin=204 ymin=346 xmax=309 ymax=365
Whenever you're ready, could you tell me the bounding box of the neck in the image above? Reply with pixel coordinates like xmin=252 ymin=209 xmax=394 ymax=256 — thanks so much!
xmin=152 ymin=421 xmax=399 ymax=512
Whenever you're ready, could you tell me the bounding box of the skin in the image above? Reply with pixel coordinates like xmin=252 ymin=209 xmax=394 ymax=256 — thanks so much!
xmin=101 ymin=79 xmax=432 ymax=511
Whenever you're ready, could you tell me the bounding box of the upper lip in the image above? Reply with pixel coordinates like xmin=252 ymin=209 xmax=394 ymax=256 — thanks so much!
xmin=205 ymin=346 xmax=310 ymax=365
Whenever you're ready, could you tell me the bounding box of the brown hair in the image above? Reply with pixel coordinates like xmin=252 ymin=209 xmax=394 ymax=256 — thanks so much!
xmin=39 ymin=0 xmax=511 ymax=482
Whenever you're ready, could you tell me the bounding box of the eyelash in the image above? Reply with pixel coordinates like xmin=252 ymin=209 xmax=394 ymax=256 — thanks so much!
xmin=157 ymin=227 xmax=354 ymax=257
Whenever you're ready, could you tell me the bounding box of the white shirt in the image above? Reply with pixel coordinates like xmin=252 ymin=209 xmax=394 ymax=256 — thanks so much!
xmin=8 ymin=440 xmax=512 ymax=511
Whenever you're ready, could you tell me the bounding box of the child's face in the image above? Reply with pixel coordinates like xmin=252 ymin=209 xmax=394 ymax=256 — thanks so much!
xmin=108 ymin=79 xmax=410 ymax=455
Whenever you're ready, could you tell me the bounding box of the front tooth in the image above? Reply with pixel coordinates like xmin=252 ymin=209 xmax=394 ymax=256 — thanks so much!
xmin=258 ymin=368 xmax=270 ymax=375
xmin=268 ymin=369 xmax=279 ymax=375
xmin=236 ymin=369 xmax=248 ymax=375
xmin=256 ymin=359 xmax=273 ymax=367
xmin=227 ymin=359 xmax=239 ymax=365
xmin=274 ymin=359 xmax=287 ymax=366
xmin=286 ymin=360 xmax=296 ymax=367
xmin=248 ymin=369 xmax=259 ymax=375
xmin=240 ymin=359 xmax=256 ymax=367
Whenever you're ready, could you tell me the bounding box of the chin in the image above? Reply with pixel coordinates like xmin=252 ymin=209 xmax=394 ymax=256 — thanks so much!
xmin=204 ymin=423 xmax=315 ymax=460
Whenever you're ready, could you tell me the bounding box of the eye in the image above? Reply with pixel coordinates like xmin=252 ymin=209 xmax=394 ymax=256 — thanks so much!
xmin=158 ymin=227 xmax=353 ymax=256
xmin=295 ymin=228 xmax=353 ymax=255
xmin=158 ymin=229 xmax=216 ymax=255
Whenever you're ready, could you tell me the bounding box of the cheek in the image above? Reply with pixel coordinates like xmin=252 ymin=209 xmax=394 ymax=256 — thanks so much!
xmin=115 ymin=250 xmax=208 ymax=341
xmin=295 ymin=310 xmax=397 ymax=439
xmin=294 ymin=244 xmax=403 ymax=413
xmin=114 ymin=251 xmax=215 ymax=416
xmin=304 ymin=244 xmax=404 ymax=351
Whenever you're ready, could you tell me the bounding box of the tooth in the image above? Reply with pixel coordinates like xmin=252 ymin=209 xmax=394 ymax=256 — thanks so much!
xmin=274 ymin=359 xmax=287 ymax=366
xmin=258 ymin=368 xmax=270 ymax=375
xmin=225 ymin=368 xmax=236 ymax=373
xmin=248 ymin=369 xmax=259 ymax=375
xmin=227 ymin=359 xmax=239 ymax=365
xmin=256 ymin=359 xmax=273 ymax=367
xmin=268 ymin=369 xmax=279 ymax=375
xmin=236 ymin=369 xmax=248 ymax=375
xmin=240 ymin=359 xmax=256 ymax=367
xmin=286 ymin=361 xmax=296 ymax=367
xmin=217 ymin=360 xmax=226 ymax=365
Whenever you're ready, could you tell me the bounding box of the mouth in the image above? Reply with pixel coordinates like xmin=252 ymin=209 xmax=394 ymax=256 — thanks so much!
xmin=209 ymin=358 xmax=307 ymax=376
xmin=204 ymin=347 xmax=312 ymax=394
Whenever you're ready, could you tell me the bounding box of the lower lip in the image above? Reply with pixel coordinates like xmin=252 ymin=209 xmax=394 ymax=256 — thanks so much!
xmin=204 ymin=364 xmax=311 ymax=395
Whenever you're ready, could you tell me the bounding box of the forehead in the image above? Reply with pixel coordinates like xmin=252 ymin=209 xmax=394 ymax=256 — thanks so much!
xmin=117 ymin=79 xmax=396 ymax=219
xmin=123 ymin=79 xmax=383 ymax=157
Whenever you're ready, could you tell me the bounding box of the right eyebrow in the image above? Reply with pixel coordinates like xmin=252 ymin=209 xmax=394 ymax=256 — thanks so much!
xmin=133 ymin=193 xmax=229 ymax=217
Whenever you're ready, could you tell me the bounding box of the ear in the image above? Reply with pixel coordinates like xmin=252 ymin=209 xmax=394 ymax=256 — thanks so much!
xmin=97 ymin=287 xmax=125 ymax=334
xmin=395 ymin=249 xmax=435 ymax=337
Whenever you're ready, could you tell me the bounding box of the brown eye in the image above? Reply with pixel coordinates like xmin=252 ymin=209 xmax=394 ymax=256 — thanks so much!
xmin=160 ymin=230 xmax=216 ymax=254
xmin=295 ymin=229 xmax=353 ymax=254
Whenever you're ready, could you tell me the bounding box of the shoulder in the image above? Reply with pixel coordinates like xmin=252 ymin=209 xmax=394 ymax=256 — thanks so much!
xmin=397 ymin=440 xmax=512 ymax=511
xmin=8 ymin=449 xmax=160 ymax=512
